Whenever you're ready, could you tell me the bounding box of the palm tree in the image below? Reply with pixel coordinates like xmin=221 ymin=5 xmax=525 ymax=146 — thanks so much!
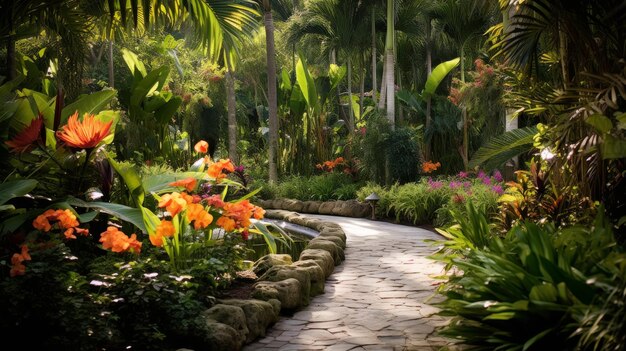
xmin=432 ymin=0 xmax=497 ymax=167
xmin=383 ymin=0 xmax=395 ymax=127
xmin=285 ymin=0 xmax=369 ymax=132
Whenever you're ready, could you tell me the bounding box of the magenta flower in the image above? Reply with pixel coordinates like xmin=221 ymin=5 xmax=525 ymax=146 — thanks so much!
xmin=477 ymin=170 xmax=487 ymax=179
xmin=449 ymin=181 xmax=462 ymax=189
xmin=491 ymin=185 xmax=504 ymax=195
xmin=493 ymin=170 xmax=503 ymax=182
xmin=482 ymin=177 xmax=492 ymax=185
xmin=458 ymin=171 xmax=468 ymax=178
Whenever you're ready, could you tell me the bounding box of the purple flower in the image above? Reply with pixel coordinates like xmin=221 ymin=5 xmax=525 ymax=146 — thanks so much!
xmin=428 ymin=178 xmax=443 ymax=189
xmin=493 ymin=170 xmax=503 ymax=182
xmin=235 ymin=165 xmax=245 ymax=173
xmin=482 ymin=177 xmax=491 ymax=185
xmin=449 ymin=181 xmax=462 ymax=189
xmin=463 ymin=181 xmax=472 ymax=188
xmin=458 ymin=171 xmax=468 ymax=178
xmin=491 ymin=185 xmax=504 ymax=195
xmin=477 ymin=170 xmax=487 ymax=180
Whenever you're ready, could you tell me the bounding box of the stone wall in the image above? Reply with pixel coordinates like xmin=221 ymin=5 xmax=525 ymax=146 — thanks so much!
xmin=255 ymin=198 xmax=371 ymax=218
xmin=182 ymin=210 xmax=347 ymax=351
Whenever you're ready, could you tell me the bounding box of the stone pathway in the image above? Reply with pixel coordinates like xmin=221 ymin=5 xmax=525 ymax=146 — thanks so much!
xmin=244 ymin=215 xmax=454 ymax=351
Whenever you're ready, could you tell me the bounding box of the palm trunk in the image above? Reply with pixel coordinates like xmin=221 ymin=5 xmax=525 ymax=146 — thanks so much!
xmin=425 ymin=19 xmax=433 ymax=160
xmin=225 ymin=63 xmax=238 ymax=164
xmin=264 ymin=7 xmax=279 ymax=183
xmin=378 ymin=56 xmax=387 ymax=109
xmin=108 ymin=40 xmax=115 ymax=88
xmin=371 ymin=9 xmax=377 ymax=105
xmin=347 ymin=58 xmax=354 ymax=132
xmin=359 ymin=54 xmax=365 ymax=122
xmin=384 ymin=0 xmax=395 ymax=128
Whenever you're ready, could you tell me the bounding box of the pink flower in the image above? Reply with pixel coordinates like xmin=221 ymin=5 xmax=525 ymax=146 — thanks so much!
xmin=491 ymin=185 xmax=504 ymax=195
xmin=493 ymin=170 xmax=503 ymax=182
xmin=458 ymin=171 xmax=468 ymax=178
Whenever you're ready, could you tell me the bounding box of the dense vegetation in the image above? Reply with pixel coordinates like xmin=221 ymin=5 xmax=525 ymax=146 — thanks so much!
xmin=0 ymin=0 xmax=624 ymax=350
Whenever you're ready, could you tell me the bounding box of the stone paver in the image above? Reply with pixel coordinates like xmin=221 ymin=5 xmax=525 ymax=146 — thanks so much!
xmin=244 ymin=215 xmax=458 ymax=351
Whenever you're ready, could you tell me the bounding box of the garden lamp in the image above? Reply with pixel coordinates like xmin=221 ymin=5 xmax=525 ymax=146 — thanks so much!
xmin=365 ymin=192 xmax=380 ymax=220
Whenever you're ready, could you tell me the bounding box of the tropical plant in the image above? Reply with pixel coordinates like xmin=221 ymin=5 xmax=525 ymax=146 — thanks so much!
xmin=431 ymin=204 xmax=626 ymax=350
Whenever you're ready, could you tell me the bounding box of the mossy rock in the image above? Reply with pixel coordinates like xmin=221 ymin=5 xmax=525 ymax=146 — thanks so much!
xmin=292 ymin=260 xmax=326 ymax=296
xmin=252 ymin=278 xmax=302 ymax=310
xmin=219 ymin=299 xmax=279 ymax=343
xmin=258 ymin=265 xmax=311 ymax=306
xmin=252 ymin=254 xmax=293 ymax=277
xmin=318 ymin=201 xmax=337 ymax=215
xmin=299 ymin=249 xmax=335 ymax=278
xmin=307 ymin=238 xmax=344 ymax=265
xmin=282 ymin=199 xmax=304 ymax=212
xmin=203 ymin=304 xmax=248 ymax=343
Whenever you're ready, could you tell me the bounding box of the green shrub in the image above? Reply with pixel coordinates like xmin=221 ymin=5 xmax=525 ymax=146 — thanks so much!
xmin=355 ymin=111 xmax=391 ymax=184
xmin=386 ymin=127 xmax=421 ymax=184
xmin=431 ymin=204 xmax=626 ymax=350
xmin=387 ymin=180 xmax=452 ymax=225
xmin=356 ymin=182 xmax=392 ymax=218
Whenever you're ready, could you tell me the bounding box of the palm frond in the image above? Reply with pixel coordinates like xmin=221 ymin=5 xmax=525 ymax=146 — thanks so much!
xmin=469 ymin=125 xmax=539 ymax=170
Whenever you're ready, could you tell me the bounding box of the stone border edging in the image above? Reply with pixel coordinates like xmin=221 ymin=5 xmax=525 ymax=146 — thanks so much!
xmin=256 ymin=198 xmax=371 ymax=218
xmin=191 ymin=209 xmax=347 ymax=351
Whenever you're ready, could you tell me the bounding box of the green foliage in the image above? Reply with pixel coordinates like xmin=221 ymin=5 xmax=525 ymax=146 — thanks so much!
xmin=266 ymin=173 xmax=360 ymax=202
xmin=387 ymin=182 xmax=451 ymax=225
xmin=354 ymin=110 xmax=391 ymax=184
xmin=386 ymin=127 xmax=421 ymax=184
xmin=431 ymin=205 xmax=626 ymax=350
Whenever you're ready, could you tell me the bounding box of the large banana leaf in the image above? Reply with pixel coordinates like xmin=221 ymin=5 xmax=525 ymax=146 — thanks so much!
xmin=65 ymin=196 xmax=148 ymax=234
xmin=296 ymin=55 xmax=318 ymax=114
xmin=61 ymin=90 xmax=117 ymax=123
xmin=424 ymin=57 xmax=460 ymax=96
xmin=469 ymin=126 xmax=538 ymax=169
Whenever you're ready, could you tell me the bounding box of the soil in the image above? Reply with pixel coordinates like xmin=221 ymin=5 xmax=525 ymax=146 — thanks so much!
xmin=217 ymin=271 xmax=257 ymax=300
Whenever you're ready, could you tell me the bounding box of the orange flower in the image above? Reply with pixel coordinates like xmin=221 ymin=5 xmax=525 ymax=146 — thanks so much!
xmin=158 ymin=192 xmax=192 ymax=217
xmin=56 ymin=111 xmax=113 ymax=150
xmin=253 ymin=206 xmax=266 ymax=220
xmin=169 ymin=177 xmax=197 ymax=192
xmin=99 ymin=226 xmax=141 ymax=254
xmin=33 ymin=209 xmax=56 ymax=232
xmin=33 ymin=209 xmax=87 ymax=240
xmin=422 ymin=161 xmax=441 ymax=173
xmin=206 ymin=195 xmax=225 ymax=208
xmin=10 ymin=245 xmax=31 ymax=277
xmin=186 ymin=203 xmax=213 ymax=229
xmin=207 ymin=159 xmax=235 ymax=182
xmin=151 ymin=220 xmax=176 ymax=247
xmin=5 ymin=116 xmax=44 ymax=153
xmin=216 ymin=216 xmax=237 ymax=231
xmin=149 ymin=232 xmax=164 ymax=247
xmin=156 ymin=220 xmax=175 ymax=238
xmin=194 ymin=140 xmax=209 ymax=153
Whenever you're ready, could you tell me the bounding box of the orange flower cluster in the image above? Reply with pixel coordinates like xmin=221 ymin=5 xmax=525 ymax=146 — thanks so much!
xmin=186 ymin=203 xmax=214 ymax=229
xmin=158 ymin=191 xmax=195 ymax=217
xmin=10 ymin=245 xmax=31 ymax=277
xmin=56 ymin=111 xmax=113 ymax=150
xmin=422 ymin=161 xmax=441 ymax=173
xmin=216 ymin=200 xmax=265 ymax=232
xmin=169 ymin=177 xmax=197 ymax=192
xmin=32 ymin=209 xmax=89 ymax=239
xmin=315 ymin=157 xmax=345 ymax=172
xmin=207 ymin=159 xmax=235 ymax=182
xmin=150 ymin=220 xmax=175 ymax=247
xmin=99 ymin=226 xmax=142 ymax=254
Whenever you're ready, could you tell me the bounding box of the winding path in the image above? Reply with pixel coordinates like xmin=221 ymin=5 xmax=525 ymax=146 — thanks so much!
xmin=244 ymin=215 xmax=455 ymax=351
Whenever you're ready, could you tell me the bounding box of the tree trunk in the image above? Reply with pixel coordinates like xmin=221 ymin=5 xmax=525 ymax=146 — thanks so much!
xmin=347 ymin=58 xmax=354 ymax=132
xmin=384 ymin=0 xmax=395 ymax=128
xmin=378 ymin=56 xmax=387 ymax=109
xmin=7 ymin=36 xmax=16 ymax=81
xmin=225 ymin=63 xmax=238 ymax=164
xmin=371 ymin=9 xmax=377 ymax=105
xmin=359 ymin=54 xmax=365 ymax=123
xmin=264 ymin=7 xmax=279 ymax=183
xmin=424 ymin=18 xmax=433 ymax=160
xmin=108 ymin=40 xmax=115 ymax=88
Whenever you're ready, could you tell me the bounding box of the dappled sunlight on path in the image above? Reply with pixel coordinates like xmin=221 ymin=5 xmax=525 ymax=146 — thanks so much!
xmin=244 ymin=215 xmax=457 ymax=351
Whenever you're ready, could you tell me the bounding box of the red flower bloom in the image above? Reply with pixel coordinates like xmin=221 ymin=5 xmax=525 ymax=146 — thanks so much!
xmin=5 ymin=116 xmax=44 ymax=153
